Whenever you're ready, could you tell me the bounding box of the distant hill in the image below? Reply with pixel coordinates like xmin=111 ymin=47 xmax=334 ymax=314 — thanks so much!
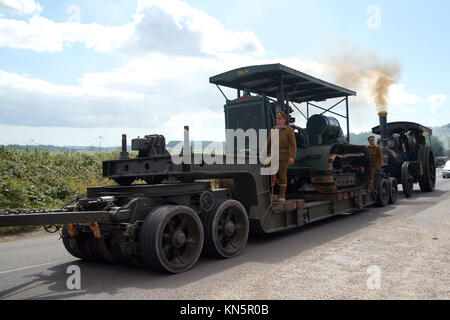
xmin=2 ymin=124 xmax=448 ymax=154
xmin=432 ymin=123 xmax=450 ymax=150
xmin=2 ymin=144 xmax=121 ymax=152
xmin=349 ymin=132 xmax=373 ymax=146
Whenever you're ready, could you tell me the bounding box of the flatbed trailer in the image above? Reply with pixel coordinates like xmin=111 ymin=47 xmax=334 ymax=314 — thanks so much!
xmin=0 ymin=64 xmax=396 ymax=273
xmin=0 ymin=158 xmax=384 ymax=274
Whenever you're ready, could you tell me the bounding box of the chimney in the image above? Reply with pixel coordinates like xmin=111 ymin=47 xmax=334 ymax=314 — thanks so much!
xmin=378 ymin=111 xmax=388 ymax=148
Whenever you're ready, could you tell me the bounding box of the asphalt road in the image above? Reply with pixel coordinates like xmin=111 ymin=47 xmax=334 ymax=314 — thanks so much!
xmin=0 ymin=169 xmax=449 ymax=300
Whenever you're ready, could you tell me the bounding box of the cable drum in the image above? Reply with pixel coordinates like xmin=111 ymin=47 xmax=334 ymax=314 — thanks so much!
xmin=307 ymin=115 xmax=341 ymax=137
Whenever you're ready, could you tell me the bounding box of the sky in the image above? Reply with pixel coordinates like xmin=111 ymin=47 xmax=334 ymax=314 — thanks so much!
xmin=0 ymin=0 xmax=448 ymax=147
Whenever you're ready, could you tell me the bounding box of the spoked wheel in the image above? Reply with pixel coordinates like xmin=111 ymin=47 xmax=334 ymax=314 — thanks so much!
xmin=388 ymin=177 xmax=398 ymax=204
xmin=140 ymin=206 xmax=204 ymax=273
xmin=202 ymin=199 xmax=249 ymax=258
xmin=375 ymin=178 xmax=389 ymax=207
xmin=418 ymin=146 xmax=436 ymax=192
xmin=401 ymin=162 xmax=414 ymax=198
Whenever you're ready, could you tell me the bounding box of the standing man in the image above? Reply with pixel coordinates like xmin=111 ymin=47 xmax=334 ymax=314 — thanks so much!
xmin=367 ymin=135 xmax=383 ymax=189
xmin=264 ymin=111 xmax=297 ymax=201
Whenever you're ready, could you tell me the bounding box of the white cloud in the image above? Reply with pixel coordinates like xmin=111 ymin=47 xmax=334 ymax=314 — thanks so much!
xmin=427 ymin=94 xmax=446 ymax=113
xmin=0 ymin=55 xmax=236 ymax=139
xmin=0 ymin=51 xmax=428 ymax=141
xmin=389 ymin=84 xmax=422 ymax=106
xmin=0 ymin=15 xmax=132 ymax=52
xmin=0 ymin=0 xmax=264 ymax=57
xmin=0 ymin=0 xmax=42 ymax=15
xmin=0 ymin=0 xmax=442 ymax=145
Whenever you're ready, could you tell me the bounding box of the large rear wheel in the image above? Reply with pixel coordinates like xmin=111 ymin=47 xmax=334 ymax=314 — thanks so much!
xmin=388 ymin=177 xmax=398 ymax=204
xmin=418 ymin=146 xmax=436 ymax=192
xmin=139 ymin=205 xmax=204 ymax=273
xmin=401 ymin=162 xmax=414 ymax=198
xmin=375 ymin=178 xmax=389 ymax=207
xmin=202 ymin=199 xmax=249 ymax=259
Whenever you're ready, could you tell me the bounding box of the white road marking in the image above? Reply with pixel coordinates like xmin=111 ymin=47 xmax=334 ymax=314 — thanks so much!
xmin=0 ymin=261 xmax=62 ymax=275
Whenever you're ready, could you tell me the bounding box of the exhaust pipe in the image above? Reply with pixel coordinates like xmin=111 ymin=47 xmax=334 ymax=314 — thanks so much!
xmin=119 ymin=134 xmax=130 ymax=160
xmin=378 ymin=111 xmax=388 ymax=148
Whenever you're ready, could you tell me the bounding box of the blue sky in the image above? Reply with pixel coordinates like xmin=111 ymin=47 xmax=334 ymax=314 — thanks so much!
xmin=0 ymin=0 xmax=448 ymax=146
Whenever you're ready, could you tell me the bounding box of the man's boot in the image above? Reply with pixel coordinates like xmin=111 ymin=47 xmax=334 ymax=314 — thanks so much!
xmin=279 ymin=184 xmax=287 ymax=201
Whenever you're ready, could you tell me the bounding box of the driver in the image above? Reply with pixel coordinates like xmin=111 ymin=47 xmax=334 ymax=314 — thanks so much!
xmin=367 ymin=136 xmax=383 ymax=189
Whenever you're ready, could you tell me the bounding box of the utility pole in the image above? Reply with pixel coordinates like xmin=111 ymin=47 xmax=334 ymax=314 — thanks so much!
xmin=97 ymin=136 xmax=103 ymax=153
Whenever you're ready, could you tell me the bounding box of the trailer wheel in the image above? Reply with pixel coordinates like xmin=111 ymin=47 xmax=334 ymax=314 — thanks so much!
xmin=418 ymin=146 xmax=436 ymax=192
xmin=202 ymin=199 xmax=249 ymax=259
xmin=401 ymin=162 xmax=414 ymax=198
xmin=140 ymin=205 xmax=204 ymax=273
xmin=375 ymin=178 xmax=389 ymax=207
xmin=388 ymin=177 xmax=398 ymax=204
xmin=83 ymin=233 xmax=111 ymax=263
xmin=61 ymin=226 xmax=88 ymax=260
xmin=72 ymin=232 xmax=98 ymax=261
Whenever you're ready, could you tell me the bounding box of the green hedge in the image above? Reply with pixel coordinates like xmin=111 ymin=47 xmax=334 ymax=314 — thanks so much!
xmin=0 ymin=147 xmax=119 ymax=234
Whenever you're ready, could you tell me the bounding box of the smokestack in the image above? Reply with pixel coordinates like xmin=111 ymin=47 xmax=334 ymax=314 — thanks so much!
xmin=119 ymin=134 xmax=130 ymax=160
xmin=378 ymin=111 xmax=388 ymax=148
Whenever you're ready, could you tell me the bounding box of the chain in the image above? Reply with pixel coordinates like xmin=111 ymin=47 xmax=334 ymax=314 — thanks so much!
xmin=0 ymin=208 xmax=68 ymax=215
xmin=0 ymin=198 xmax=78 ymax=216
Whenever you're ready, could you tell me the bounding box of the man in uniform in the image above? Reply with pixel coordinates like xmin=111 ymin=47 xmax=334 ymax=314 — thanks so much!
xmin=264 ymin=111 xmax=297 ymax=201
xmin=367 ymin=135 xmax=383 ymax=189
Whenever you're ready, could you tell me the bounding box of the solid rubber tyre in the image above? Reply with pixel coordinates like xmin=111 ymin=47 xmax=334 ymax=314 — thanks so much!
xmin=418 ymin=146 xmax=436 ymax=192
xmin=139 ymin=205 xmax=204 ymax=273
xmin=375 ymin=178 xmax=389 ymax=207
xmin=61 ymin=226 xmax=88 ymax=260
xmin=401 ymin=162 xmax=414 ymax=198
xmin=202 ymin=199 xmax=249 ymax=259
xmin=388 ymin=177 xmax=398 ymax=204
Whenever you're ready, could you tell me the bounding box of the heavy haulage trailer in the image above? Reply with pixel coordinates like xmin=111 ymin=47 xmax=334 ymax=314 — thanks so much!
xmin=0 ymin=64 xmax=435 ymax=273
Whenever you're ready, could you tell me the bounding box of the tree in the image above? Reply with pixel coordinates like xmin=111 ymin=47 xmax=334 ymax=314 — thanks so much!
xmin=430 ymin=135 xmax=445 ymax=156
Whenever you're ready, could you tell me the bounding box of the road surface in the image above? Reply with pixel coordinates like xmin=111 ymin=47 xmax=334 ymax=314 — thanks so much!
xmin=0 ymin=169 xmax=449 ymax=300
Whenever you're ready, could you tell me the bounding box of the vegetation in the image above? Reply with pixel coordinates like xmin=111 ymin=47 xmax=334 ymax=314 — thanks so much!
xmin=0 ymin=147 xmax=118 ymax=234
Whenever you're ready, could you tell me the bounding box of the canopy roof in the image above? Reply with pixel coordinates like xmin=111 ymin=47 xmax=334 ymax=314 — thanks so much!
xmin=209 ymin=63 xmax=356 ymax=103
xmin=372 ymin=121 xmax=433 ymax=136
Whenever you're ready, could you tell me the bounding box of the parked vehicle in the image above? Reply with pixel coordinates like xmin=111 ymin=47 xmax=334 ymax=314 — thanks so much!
xmin=443 ymin=161 xmax=450 ymax=178
xmin=436 ymin=157 xmax=448 ymax=168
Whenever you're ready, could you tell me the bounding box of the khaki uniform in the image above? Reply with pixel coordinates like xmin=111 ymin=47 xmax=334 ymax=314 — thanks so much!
xmin=264 ymin=125 xmax=297 ymax=199
xmin=367 ymin=144 xmax=383 ymax=189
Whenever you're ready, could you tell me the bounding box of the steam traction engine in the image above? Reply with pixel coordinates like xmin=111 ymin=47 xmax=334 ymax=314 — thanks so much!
xmin=372 ymin=111 xmax=436 ymax=198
